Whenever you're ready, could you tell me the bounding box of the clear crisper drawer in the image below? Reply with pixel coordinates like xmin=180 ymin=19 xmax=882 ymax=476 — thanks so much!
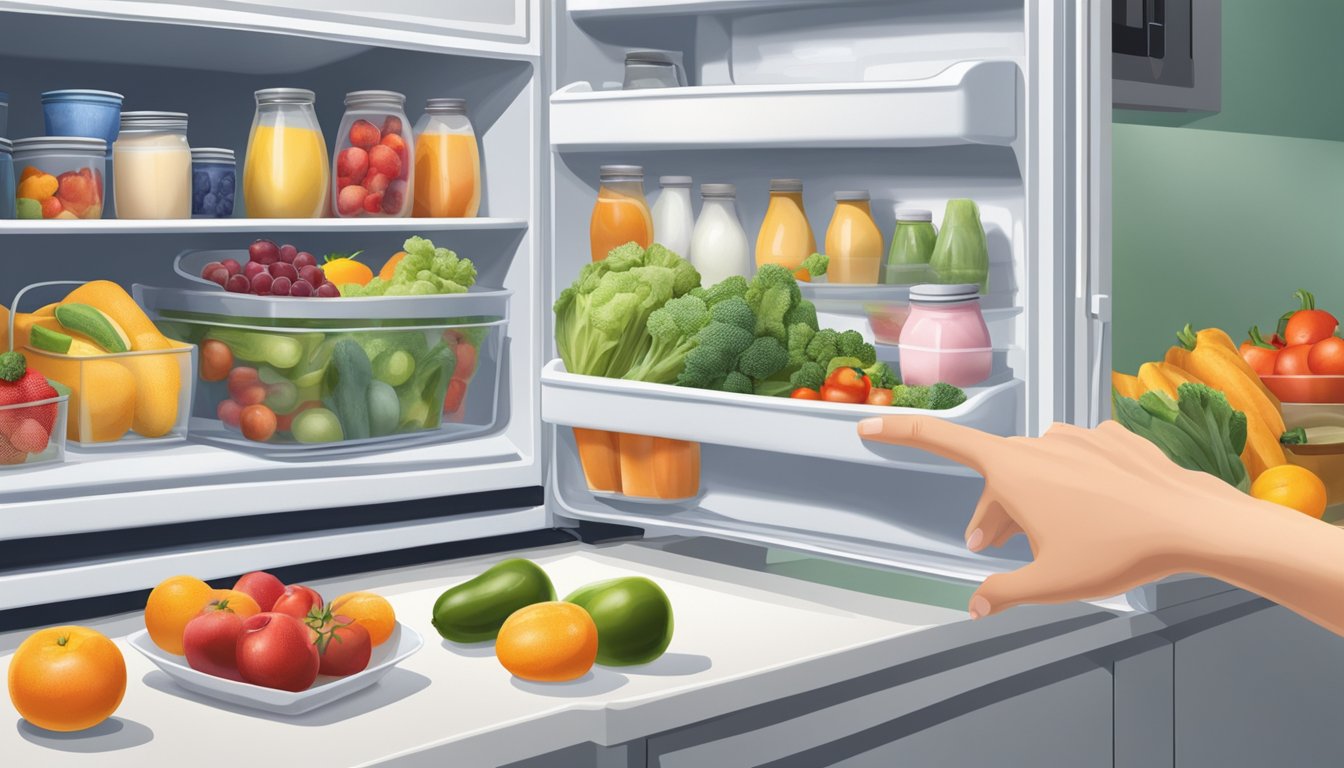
xmin=146 ymin=311 xmax=504 ymax=458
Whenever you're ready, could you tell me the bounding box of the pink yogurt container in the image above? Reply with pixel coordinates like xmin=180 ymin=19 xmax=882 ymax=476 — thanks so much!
xmin=898 ymin=283 xmax=992 ymax=387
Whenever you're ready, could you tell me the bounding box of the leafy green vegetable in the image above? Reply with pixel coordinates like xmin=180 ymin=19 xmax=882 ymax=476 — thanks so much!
xmin=341 ymin=236 xmax=478 ymax=297
xmin=622 ymin=295 xmax=711 ymax=385
xmin=1112 ymin=383 xmax=1250 ymax=492
xmin=396 ymin=342 xmax=456 ymax=429
xmin=1281 ymin=427 xmax=1308 ymax=446
xmin=327 ymin=339 xmax=374 ymax=440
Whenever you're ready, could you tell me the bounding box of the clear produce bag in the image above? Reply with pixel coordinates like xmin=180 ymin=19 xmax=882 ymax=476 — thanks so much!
xmin=333 ymin=90 xmax=413 ymax=218
xmin=9 ymin=281 xmax=193 ymax=449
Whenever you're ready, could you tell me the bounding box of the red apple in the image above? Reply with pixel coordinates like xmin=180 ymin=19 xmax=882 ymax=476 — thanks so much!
xmin=272 ymin=584 xmax=323 ymax=619
xmin=183 ymin=601 xmax=246 ymax=681
xmin=233 ymin=571 xmax=286 ymax=612
xmin=236 ymin=613 xmax=320 ymax=692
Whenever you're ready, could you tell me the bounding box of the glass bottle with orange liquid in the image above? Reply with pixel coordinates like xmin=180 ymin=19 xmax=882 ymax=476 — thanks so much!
xmin=243 ymin=88 xmax=329 ymax=218
xmin=755 ymin=178 xmax=815 ymax=272
xmin=825 ymin=190 xmax=884 ymax=283
xmin=412 ymin=98 xmax=480 ymax=218
xmin=589 ymin=164 xmax=653 ymax=262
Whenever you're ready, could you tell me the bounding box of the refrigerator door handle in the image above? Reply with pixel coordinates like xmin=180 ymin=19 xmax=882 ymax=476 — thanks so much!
xmin=1089 ymin=293 xmax=1112 ymax=427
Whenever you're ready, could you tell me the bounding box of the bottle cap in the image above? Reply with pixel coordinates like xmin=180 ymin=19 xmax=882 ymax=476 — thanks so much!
xmin=659 ymin=175 xmax=692 ymax=186
xmin=701 ymin=183 xmax=736 ymax=197
xmin=834 ymin=190 xmax=870 ymax=201
xmin=425 ymin=98 xmax=467 ymax=114
xmin=909 ymin=283 xmax=982 ymax=303
xmin=600 ymin=164 xmax=644 ymax=182
xmin=255 ymin=88 xmax=315 ymax=104
xmin=895 ymin=208 xmax=933 ymax=222
xmin=769 ymin=178 xmax=803 ymax=192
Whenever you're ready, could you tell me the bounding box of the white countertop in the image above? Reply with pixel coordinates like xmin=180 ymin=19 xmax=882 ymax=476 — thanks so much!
xmin=0 ymin=542 xmax=963 ymax=768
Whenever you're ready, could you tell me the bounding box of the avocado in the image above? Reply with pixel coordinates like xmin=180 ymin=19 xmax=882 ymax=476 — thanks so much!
xmin=566 ymin=577 xmax=674 ymax=666
xmin=54 ymin=303 xmax=130 ymax=353
xmin=431 ymin=558 xmax=555 ymax=643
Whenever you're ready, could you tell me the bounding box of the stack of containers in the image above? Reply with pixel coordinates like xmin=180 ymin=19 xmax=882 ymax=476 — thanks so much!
xmin=9 ymin=90 xmax=125 ymax=220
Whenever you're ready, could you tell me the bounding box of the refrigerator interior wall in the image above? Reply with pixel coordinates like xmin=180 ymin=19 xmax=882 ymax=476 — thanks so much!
xmin=0 ymin=12 xmax=547 ymax=596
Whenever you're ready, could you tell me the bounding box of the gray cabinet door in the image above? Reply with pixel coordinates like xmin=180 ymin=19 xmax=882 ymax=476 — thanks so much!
xmin=1175 ymin=603 xmax=1344 ymax=767
xmin=649 ymin=660 xmax=1112 ymax=767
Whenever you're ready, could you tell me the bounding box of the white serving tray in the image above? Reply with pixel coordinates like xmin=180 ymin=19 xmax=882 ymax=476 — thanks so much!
xmin=128 ymin=621 xmax=423 ymax=715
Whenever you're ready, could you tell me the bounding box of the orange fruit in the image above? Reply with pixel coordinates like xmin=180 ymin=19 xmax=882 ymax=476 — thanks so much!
xmin=209 ymin=589 xmax=261 ymax=618
xmin=144 ymin=575 xmax=214 ymax=655
xmin=495 ymin=602 xmax=598 ymax=682
xmin=1251 ymin=464 xmax=1328 ymax=519
xmin=8 ymin=626 xmax=126 ymax=732
xmin=329 ymin=591 xmax=396 ymax=647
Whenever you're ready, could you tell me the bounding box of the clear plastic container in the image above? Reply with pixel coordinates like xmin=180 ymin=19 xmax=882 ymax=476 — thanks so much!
xmin=898 ymin=283 xmax=992 ymax=387
xmin=412 ymin=98 xmax=480 ymax=218
xmin=40 ymin=90 xmax=122 ymax=147
xmin=148 ymin=311 xmax=506 ymax=457
xmin=113 ymin=111 xmax=192 ymax=219
xmin=885 ymin=208 xmax=937 ymax=285
xmin=11 ymin=281 xmax=194 ymax=448
xmin=333 ymin=90 xmax=412 ymax=218
xmin=0 ymin=138 xmax=14 ymax=219
xmin=12 ymin=137 xmax=106 ymax=220
xmin=191 ymin=148 xmax=236 ymax=218
xmin=590 ymin=164 xmax=652 ymax=262
xmin=0 ymin=394 xmax=68 ymax=469
xmin=244 ymin=88 xmax=328 ymax=218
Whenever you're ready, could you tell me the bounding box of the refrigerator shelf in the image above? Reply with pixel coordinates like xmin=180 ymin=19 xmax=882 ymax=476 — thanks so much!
xmin=0 ymin=217 xmax=528 ymax=236
xmin=540 ymin=359 xmax=1022 ymax=473
xmin=549 ymin=60 xmax=1018 ymax=151
xmin=568 ymin=0 xmax=828 ymax=17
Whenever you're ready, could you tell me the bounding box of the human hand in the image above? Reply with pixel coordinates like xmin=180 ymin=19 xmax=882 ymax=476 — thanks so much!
xmin=857 ymin=416 xmax=1254 ymax=619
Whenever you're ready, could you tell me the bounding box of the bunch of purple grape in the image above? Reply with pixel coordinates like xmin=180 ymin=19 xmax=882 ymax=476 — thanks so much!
xmin=199 ymin=239 xmax=341 ymax=298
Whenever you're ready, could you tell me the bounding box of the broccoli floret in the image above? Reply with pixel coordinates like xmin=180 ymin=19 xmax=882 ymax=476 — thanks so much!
xmin=603 ymin=241 xmax=647 ymax=266
xmin=699 ymin=275 xmax=750 ymax=308
xmin=865 ymin=361 xmax=900 ymax=391
xmin=786 ymin=323 xmax=816 ymax=366
xmin=622 ymin=295 xmax=710 ymax=384
xmin=644 ymin=243 xmax=702 ymax=296
xmin=927 ymin=382 xmax=967 ymax=410
xmin=789 ymin=361 xmax=826 ymax=391
xmin=720 ymin=371 xmax=754 ymax=394
xmin=837 ymin=330 xmax=876 ymax=367
xmin=892 ymin=385 xmax=930 ymax=409
xmin=800 ymin=252 xmax=829 ymax=279
xmin=710 ymin=297 xmax=756 ymax=332
xmin=745 ymin=264 xmax=803 ymax=343
xmin=805 ymin=329 xmax=841 ymax=364
xmin=784 ymin=298 xmax=818 ymax=331
xmin=0 ymin=351 xmax=26 ymax=382
xmin=676 ymin=322 xmax=754 ymax=389
xmin=737 ymin=336 xmax=789 ymax=381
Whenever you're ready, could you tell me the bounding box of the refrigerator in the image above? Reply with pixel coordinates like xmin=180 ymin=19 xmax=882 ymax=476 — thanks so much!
xmin=6 ymin=1 xmax=1293 ymax=766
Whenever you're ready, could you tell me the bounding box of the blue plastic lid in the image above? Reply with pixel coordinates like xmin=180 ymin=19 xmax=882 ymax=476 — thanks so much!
xmin=41 ymin=89 xmax=124 ymax=105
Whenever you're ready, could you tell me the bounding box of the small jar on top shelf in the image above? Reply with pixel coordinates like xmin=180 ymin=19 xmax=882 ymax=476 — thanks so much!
xmin=113 ymin=111 xmax=192 ymax=220
xmin=413 ymin=98 xmax=480 ymax=218
xmin=243 ymin=88 xmax=328 ymax=219
xmin=191 ymin=148 xmax=236 ymax=219
xmin=333 ymin=90 xmax=413 ymax=218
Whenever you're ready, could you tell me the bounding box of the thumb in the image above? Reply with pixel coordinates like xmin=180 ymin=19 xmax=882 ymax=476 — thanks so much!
xmin=968 ymin=561 xmax=1063 ymax=619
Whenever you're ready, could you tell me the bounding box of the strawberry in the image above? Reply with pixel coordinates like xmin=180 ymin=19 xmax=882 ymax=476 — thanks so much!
xmin=0 ymin=352 xmax=59 ymax=436
xmin=8 ymin=419 xmax=49 ymax=455
xmin=0 ymin=434 xmax=25 ymax=465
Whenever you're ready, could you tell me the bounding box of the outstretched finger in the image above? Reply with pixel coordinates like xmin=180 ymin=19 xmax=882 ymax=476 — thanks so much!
xmin=968 ymin=561 xmax=1074 ymax=619
xmin=965 ymin=496 xmax=1016 ymax=552
xmin=857 ymin=415 xmax=1003 ymax=475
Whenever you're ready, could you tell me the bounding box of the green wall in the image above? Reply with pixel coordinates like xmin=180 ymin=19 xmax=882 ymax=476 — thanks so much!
xmin=1112 ymin=2 xmax=1344 ymax=373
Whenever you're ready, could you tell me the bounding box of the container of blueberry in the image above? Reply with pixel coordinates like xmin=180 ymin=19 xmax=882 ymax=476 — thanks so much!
xmin=191 ymin=147 xmax=235 ymax=218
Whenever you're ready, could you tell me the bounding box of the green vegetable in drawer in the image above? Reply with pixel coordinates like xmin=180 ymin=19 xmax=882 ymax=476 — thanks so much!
xmin=396 ymin=342 xmax=456 ymax=430
xmin=206 ymin=326 xmax=304 ymax=370
xmin=367 ymin=380 xmax=400 ymax=437
xmin=327 ymin=339 xmax=374 ymax=440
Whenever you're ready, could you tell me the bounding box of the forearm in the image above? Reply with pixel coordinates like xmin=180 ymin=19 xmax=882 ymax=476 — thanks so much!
xmin=1182 ymin=494 xmax=1344 ymax=636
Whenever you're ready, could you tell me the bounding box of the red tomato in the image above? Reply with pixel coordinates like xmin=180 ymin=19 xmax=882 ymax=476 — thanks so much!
xmin=199 ymin=340 xmax=234 ymax=383
xmin=272 ymin=585 xmax=323 ymax=620
xmin=821 ymin=367 xmax=871 ymax=404
xmin=1308 ymin=337 xmax=1344 ymax=375
xmin=866 ymin=387 xmax=895 ymax=406
xmin=310 ymin=616 xmax=372 ymax=677
xmin=455 ymin=342 xmax=478 ymax=381
xmin=1283 ymin=290 xmax=1338 ymax=346
xmin=236 ymin=613 xmax=320 ymax=692
xmin=1239 ymin=327 xmax=1279 ymax=376
xmin=1275 ymin=345 xmax=1314 ymax=375
xmin=183 ymin=602 xmax=247 ymax=681
xmin=443 ymin=378 xmax=467 ymax=414
xmin=233 ymin=571 xmax=286 ymax=613
xmin=240 ymin=404 xmax=277 ymax=442
xmin=790 ymin=387 xmax=821 ymax=400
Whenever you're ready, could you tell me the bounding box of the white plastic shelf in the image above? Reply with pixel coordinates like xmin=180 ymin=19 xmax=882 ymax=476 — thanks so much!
xmin=0 ymin=217 xmax=528 ymax=236
xmin=540 ymin=359 xmax=1022 ymax=473
xmin=568 ymin=0 xmax=827 ymax=17
xmin=549 ymin=61 xmax=1018 ymax=151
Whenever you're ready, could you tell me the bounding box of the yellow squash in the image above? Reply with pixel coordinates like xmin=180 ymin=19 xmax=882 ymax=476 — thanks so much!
xmin=1136 ymin=362 xmax=1203 ymax=400
xmin=1111 ymin=371 xmax=1145 ymax=401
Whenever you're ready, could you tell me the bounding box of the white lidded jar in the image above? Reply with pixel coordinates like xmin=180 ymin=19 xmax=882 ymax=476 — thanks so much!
xmin=651 ymin=175 xmax=693 ymax=259
xmin=690 ymin=183 xmax=751 ymax=285
xmin=113 ymin=111 xmax=191 ymax=219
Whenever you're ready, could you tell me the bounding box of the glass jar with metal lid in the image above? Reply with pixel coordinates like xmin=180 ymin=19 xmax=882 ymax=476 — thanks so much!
xmin=191 ymin=147 xmax=236 ymax=219
xmin=12 ymin=136 xmax=106 ymax=220
xmin=333 ymin=90 xmax=412 ymax=218
xmin=113 ymin=111 xmax=191 ymax=219
xmin=413 ymin=98 xmax=480 ymax=218
xmin=898 ymin=283 xmax=992 ymax=387
xmin=0 ymin=138 xmax=14 ymax=219
xmin=244 ymin=88 xmax=329 ymax=218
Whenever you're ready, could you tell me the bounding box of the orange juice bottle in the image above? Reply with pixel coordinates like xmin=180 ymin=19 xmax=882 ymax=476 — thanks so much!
xmin=755 ymin=178 xmax=815 ymax=272
xmin=412 ymin=98 xmax=481 ymax=217
xmin=825 ymin=190 xmax=884 ymax=284
xmin=590 ymin=165 xmax=653 ymax=262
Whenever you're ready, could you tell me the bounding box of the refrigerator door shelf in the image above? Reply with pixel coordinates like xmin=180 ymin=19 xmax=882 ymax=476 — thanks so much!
xmin=0 ymin=217 xmax=528 ymax=236
xmin=549 ymin=60 xmax=1018 ymax=151
xmin=540 ymin=359 xmax=1021 ymax=474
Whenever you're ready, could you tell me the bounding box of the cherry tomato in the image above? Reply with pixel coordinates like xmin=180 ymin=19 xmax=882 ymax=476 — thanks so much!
xmin=1239 ymin=326 xmax=1279 ymax=376
xmin=240 ymin=404 xmax=277 ymax=442
xmin=821 ymin=366 xmax=871 ymax=404
xmin=199 ymin=340 xmax=234 ymax=382
xmin=866 ymin=387 xmax=895 ymax=406
xmin=790 ymin=387 xmax=821 ymax=400
xmin=1283 ymin=290 xmax=1338 ymax=346
xmin=1275 ymin=344 xmax=1314 ymax=375
xmin=443 ymin=378 xmax=467 ymax=414
xmin=1308 ymin=337 xmax=1344 ymax=375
